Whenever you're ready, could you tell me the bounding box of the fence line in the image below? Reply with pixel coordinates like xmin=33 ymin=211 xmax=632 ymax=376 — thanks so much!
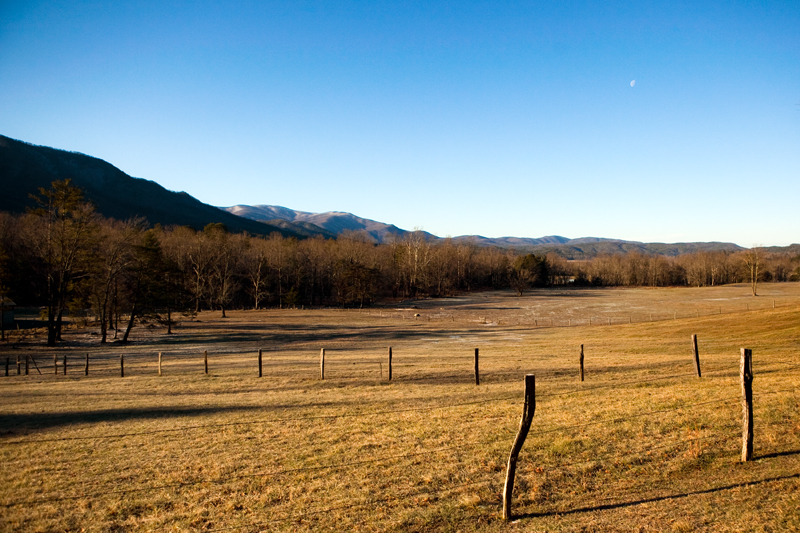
xmin=0 ymin=394 xmax=519 ymax=445
xmin=541 ymin=429 xmax=739 ymax=471
xmin=530 ymin=396 xmax=739 ymax=437
xmin=7 ymin=371 xmax=794 ymax=446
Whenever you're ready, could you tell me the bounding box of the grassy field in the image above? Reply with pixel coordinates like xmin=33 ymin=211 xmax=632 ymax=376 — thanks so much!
xmin=1 ymin=283 xmax=799 ymax=532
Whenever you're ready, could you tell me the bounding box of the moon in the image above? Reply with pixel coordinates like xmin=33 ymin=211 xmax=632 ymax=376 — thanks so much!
xmin=630 ymin=80 xmax=636 ymax=87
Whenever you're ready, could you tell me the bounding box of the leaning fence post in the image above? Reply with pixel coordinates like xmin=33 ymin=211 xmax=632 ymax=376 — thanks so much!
xmin=741 ymin=348 xmax=753 ymax=462
xmin=258 ymin=349 xmax=262 ymax=377
xmin=320 ymin=348 xmax=325 ymax=379
xmin=474 ymin=348 xmax=480 ymax=385
xmin=158 ymin=352 xmax=162 ymax=376
xmin=85 ymin=353 xmax=89 ymax=376
xmin=692 ymin=335 xmax=701 ymax=377
xmin=204 ymin=350 xmax=208 ymax=374
xmin=579 ymin=344 xmax=584 ymax=382
xmin=388 ymin=347 xmax=392 ymax=381
xmin=503 ymin=374 xmax=535 ymax=520
xmin=120 ymin=353 xmax=124 ymax=378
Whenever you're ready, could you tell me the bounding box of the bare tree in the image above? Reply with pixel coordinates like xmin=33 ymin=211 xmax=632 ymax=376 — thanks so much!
xmin=27 ymin=180 xmax=99 ymax=346
xmin=88 ymin=218 xmax=142 ymax=343
xmin=742 ymin=245 xmax=762 ymax=296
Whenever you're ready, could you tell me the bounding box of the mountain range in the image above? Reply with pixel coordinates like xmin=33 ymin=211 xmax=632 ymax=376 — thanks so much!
xmin=223 ymin=205 xmax=747 ymax=257
xmin=0 ymin=134 xmax=765 ymax=258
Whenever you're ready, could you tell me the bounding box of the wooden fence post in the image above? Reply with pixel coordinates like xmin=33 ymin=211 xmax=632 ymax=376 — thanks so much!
xmin=579 ymin=344 xmax=584 ymax=382
xmin=388 ymin=347 xmax=392 ymax=381
xmin=25 ymin=356 xmax=29 ymax=375
xmin=258 ymin=349 xmax=262 ymax=377
xmin=692 ymin=335 xmax=701 ymax=377
xmin=120 ymin=353 xmax=124 ymax=378
xmin=85 ymin=353 xmax=89 ymax=376
xmin=54 ymin=354 xmax=58 ymax=375
xmin=474 ymin=348 xmax=480 ymax=385
xmin=204 ymin=350 xmax=208 ymax=374
xmin=5 ymin=357 xmax=8 ymax=376
xmin=29 ymin=356 xmax=42 ymax=375
xmin=158 ymin=352 xmax=162 ymax=377
xmin=503 ymin=374 xmax=536 ymax=520
xmin=320 ymin=348 xmax=325 ymax=379
xmin=740 ymin=348 xmax=753 ymax=462
xmin=16 ymin=355 xmax=20 ymax=375
xmin=63 ymin=354 xmax=67 ymax=375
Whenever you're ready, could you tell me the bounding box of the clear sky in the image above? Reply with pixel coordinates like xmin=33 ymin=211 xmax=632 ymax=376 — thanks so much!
xmin=1 ymin=1 xmax=798 ymax=246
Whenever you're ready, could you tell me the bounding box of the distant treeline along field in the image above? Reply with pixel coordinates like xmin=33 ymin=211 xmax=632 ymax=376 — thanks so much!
xmin=1 ymin=180 xmax=798 ymax=346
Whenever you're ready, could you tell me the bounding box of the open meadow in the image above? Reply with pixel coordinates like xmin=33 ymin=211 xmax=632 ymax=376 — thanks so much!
xmin=1 ymin=283 xmax=799 ymax=532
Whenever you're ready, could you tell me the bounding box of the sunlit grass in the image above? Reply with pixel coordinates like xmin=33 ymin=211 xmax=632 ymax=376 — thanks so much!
xmin=1 ymin=283 xmax=799 ymax=531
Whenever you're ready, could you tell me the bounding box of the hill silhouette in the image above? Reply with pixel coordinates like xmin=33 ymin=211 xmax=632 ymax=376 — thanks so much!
xmin=0 ymin=135 xmax=312 ymax=238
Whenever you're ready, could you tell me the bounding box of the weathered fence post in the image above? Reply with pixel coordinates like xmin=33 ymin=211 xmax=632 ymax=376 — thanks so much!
xmin=503 ymin=374 xmax=536 ymax=520
xmin=16 ymin=355 xmax=20 ymax=375
xmin=25 ymin=355 xmax=29 ymax=375
xmin=120 ymin=353 xmax=124 ymax=378
xmin=692 ymin=335 xmax=701 ymax=377
xmin=63 ymin=354 xmax=67 ymax=375
xmin=4 ymin=357 xmax=8 ymax=376
xmin=741 ymin=348 xmax=753 ymax=462
xmin=474 ymin=348 xmax=480 ymax=385
xmin=579 ymin=344 xmax=584 ymax=382
xmin=54 ymin=354 xmax=58 ymax=375
xmin=158 ymin=352 xmax=162 ymax=376
xmin=320 ymin=348 xmax=325 ymax=379
xmin=388 ymin=347 xmax=392 ymax=381
xmin=85 ymin=353 xmax=89 ymax=376
xmin=258 ymin=349 xmax=262 ymax=377
xmin=204 ymin=350 xmax=208 ymax=374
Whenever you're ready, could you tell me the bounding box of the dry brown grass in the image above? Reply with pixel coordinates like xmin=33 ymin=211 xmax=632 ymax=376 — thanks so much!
xmin=1 ymin=283 xmax=799 ymax=532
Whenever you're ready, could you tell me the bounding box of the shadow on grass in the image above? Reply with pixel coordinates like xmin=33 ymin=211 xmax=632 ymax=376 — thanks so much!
xmin=516 ymin=472 xmax=800 ymax=520
xmin=757 ymin=449 xmax=800 ymax=460
xmin=0 ymin=405 xmax=261 ymax=434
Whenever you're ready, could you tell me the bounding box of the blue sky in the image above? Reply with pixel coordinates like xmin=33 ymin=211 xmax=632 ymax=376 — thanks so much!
xmin=1 ymin=1 xmax=798 ymax=246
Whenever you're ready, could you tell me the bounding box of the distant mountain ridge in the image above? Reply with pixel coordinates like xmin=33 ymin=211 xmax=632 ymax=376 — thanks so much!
xmin=225 ymin=204 xmax=435 ymax=243
xmin=224 ymin=204 xmax=747 ymax=258
xmin=0 ymin=135 xmax=762 ymax=258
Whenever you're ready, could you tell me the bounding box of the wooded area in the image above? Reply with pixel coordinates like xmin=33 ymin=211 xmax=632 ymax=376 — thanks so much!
xmin=0 ymin=180 xmax=798 ymax=346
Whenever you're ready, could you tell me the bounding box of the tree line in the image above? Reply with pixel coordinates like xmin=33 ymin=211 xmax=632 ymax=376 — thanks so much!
xmin=0 ymin=180 xmax=798 ymax=345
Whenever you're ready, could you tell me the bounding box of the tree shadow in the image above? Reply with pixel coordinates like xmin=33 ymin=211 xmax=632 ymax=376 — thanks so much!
xmin=514 ymin=472 xmax=800 ymax=520
xmin=0 ymin=405 xmax=262 ymax=435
